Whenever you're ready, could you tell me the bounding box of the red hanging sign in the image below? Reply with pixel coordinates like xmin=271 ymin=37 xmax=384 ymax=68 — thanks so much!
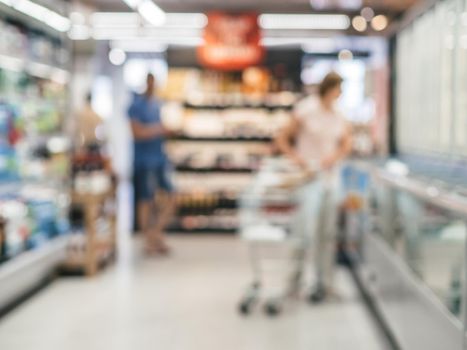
xmin=197 ymin=12 xmax=265 ymax=71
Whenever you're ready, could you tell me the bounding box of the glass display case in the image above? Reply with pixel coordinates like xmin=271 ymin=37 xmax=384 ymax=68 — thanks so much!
xmin=351 ymin=162 xmax=467 ymax=350
xmin=393 ymin=0 xmax=467 ymax=157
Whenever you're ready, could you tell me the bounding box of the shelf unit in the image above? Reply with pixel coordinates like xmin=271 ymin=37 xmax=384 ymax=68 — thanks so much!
xmin=183 ymin=102 xmax=294 ymax=111
xmin=170 ymin=135 xmax=273 ymax=143
xmin=63 ymin=190 xmax=116 ymax=276
xmin=175 ymin=166 xmax=255 ymax=174
xmin=0 ymin=54 xmax=69 ymax=85
xmin=160 ymin=67 xmax=297 ymax=234
xmin=0 ymin=2 xmax=71 ymax=311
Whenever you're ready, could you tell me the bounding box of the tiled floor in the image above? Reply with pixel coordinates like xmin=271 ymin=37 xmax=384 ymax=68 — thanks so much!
xmin=0 ymin=235 xmax=390 ymax=350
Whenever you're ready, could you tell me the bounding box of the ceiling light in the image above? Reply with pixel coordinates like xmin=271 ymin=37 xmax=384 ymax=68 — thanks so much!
xmin=120 ymin=0 xmax=166 ymax=27
xmin=46 ymin=9 xmax=72 ymax=32
xmin=301 ymin=38 xmax=338 ymax=53
xmin=165 ymin=13 xmax=207 ymax=28
xmin=137 ymin=0 xmax=165 ymax=26
xmin=68 ymin=25 xmax=91 ymax=40
xmin=70 ymin=12 xmax=86 ymax=25
xmin=338 ymin=49 xmax=353 ymax=61
xmin=5 ymin=0 xmax=71 ymax=32
xmin=122 ymin=0 xmax=140 ymax=8
xmin=91 ymin=12 xmax=207 ymax=29
xmin=309 ymin=0 xmax=327 ymax=10
xmin=371 ymin=15 xmax=388 ymax=31
xmin=109 ymin=48 xmax=127 ymax=66
xmin=352 ymin=16 xmax=367 ymax=32
xmin=338 ymin=0 xmax=362 ymax=10
xmin=259 ymin=14 xmax=351 ymax=30
xmin=111 ymin=40 xmax=168 ymax=52
xmin=360 ymin=7 xmax=375 ymax=22
xmin=91 ymin=12 xmax=140 ymax=28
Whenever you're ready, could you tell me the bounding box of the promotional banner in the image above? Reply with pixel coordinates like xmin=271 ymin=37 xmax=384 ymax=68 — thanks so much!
xmin=197 ymin=12 xmax=264 ymax=71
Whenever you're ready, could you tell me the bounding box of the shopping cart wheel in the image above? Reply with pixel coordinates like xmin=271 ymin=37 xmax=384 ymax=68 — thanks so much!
xmin=309 ymin=286 xmax=326 ymax=304
xmin=264 ymin=301 xmax=281 ymax=316
xmin=239 ymin=298 xmax=255 ymax=315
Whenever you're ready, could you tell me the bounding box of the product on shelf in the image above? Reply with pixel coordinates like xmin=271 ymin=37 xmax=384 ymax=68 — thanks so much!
xmin=160 ymin=68 xmax=299 ymax=105
xmin=159 ymin=67 xmax=298 ymax=234
xmin=72 ymin=150 xmax=113 ymax=195
xmin=0 ymin=184 xmax=69 ymax=262
xmin=0 ymin=14 xmax=71 ymax=261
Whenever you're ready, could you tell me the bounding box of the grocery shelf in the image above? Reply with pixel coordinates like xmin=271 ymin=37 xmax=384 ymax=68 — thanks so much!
xmin=170 ymin=135 xmax=272 ymax=142
xmin=167 ymin=227 xmax=237 ymax=234
xmin=183 ymin=102 xmax=294 ymax=111
xmin=0 ymin=53 xmax=70 ymax=84
xmin=0 ymin=235 xmax=68 ymax=312
xmin=175 ymin=166 xmax=255 ymax=174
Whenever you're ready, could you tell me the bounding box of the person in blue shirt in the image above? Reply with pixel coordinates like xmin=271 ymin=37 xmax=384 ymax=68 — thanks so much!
xmin=128 ymin=73 xmax=175 ymax=255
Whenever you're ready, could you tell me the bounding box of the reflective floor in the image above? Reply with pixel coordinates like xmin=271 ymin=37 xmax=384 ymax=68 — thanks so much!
xmin=0 ymin=234 xmax=390 ymax=350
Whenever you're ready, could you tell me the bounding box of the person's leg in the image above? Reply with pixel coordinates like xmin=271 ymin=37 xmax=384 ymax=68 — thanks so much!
xmin=150 ymin=164 xmax=177 ymax=252
xmin=311 ymin=186 xmax=338 ymax=302
xmin=312 ymin=192 xmax=328 ymax=297
xmin=134 ymin=167 xmax=157 ymax=251
xmin=153 ymin=192 xmax=176 ymax=247
xmin=321 ymin=188 xmax=338 ymax=293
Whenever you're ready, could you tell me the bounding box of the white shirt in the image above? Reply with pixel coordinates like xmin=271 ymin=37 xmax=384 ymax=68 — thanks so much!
xmin=294 ymin=95 xmax=348 ymax=169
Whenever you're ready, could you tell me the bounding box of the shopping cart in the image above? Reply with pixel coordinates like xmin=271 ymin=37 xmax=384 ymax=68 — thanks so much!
xmin=238 ymin=158 xmax=321 ymax=316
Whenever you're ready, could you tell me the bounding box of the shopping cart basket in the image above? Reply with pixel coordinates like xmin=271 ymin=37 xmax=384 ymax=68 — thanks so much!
xmin=238 ymin=158 xmax=321 ymax=316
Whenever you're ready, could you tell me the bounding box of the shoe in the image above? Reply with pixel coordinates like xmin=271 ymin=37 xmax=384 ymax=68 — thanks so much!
xmin=309 ymin=286 xmax=327 ymax=304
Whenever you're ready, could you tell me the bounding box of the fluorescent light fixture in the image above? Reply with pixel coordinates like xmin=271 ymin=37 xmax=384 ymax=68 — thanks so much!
xmin=165 ymin=13 xmax=207 ymax=28
xmin=5 ymin=0 xmax=71 ymax=32
xmin=260 ymin=37 xmax=338 ymax=51
xmin=261 ymin=37 xmax=304 ymax=46
xmin=68 ymin=25 xmax=91 ymax=40
xmin=137 ymin=0 xmax=166 ymax=26
xmin=120 ymin=0 xmax=166 ymax=26
xmin=111 ymin=39 xmax=168 ymax=52
xmin=91 ymin=12 xmax=207 ymax=30
xmin=301 ymin=38 xmax=339 ymax=53
xmin=47 ymin=9 xmax=72 ymax=32
xmin=91 ymin=12 xmax=140 ymax=28
xmin=70 ymin=12 xmax=86 ymax=25
xmin=91 ymin=26 xmax=203 ymax=42
xmin=259 ymin=14 xmax=351 ymax=30
xmin=122 ymin=0 xmax=140 ymax=8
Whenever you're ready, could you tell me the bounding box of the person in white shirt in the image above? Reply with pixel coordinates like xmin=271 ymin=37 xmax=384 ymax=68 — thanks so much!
xmin=275 ymin=72 xmax=352 ymax=302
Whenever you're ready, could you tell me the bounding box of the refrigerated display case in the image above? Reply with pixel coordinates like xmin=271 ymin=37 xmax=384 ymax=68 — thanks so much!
xmin=0 ymin=3 xmax=71 ymax=311
xmin=347 ymin=161 xmax=467 ymax=350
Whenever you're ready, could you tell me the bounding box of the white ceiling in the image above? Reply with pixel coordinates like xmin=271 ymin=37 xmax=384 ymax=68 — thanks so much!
xmin=84 ymin=0 xmax=419 ymax=14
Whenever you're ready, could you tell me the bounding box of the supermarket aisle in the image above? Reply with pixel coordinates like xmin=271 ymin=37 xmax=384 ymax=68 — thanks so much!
xmin=0 ymin=235 xmax=389 ymax=350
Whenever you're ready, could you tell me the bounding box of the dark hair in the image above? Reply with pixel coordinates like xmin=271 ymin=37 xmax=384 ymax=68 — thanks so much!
xmin=86 ymin=91 xmax=92 ymax=103
xmin=319 ymin=72 xmax=343 ymax=97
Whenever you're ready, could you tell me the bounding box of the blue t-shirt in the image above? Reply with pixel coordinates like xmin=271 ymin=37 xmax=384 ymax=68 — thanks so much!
xmin=128 ymin=94 xmax=167 ymax=169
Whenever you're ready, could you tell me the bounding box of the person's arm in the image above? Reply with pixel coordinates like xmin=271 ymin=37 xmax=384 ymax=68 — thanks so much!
xmin=274 ymin=116 xmax=307 ymax=169
xmin=321 ymin=123 xmax=353 ymax=169
xmin=130 ymin=119 xmax=168 ymax=140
